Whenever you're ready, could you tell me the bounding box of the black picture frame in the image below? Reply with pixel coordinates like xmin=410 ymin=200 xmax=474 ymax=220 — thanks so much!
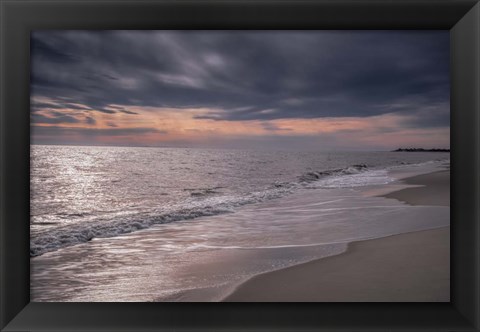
xmin=1 ymin=0 xmax=479 ymax=331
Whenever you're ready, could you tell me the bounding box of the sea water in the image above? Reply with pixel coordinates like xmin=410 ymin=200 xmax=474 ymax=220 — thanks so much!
xmin=30 ymin=145 xmax=450 ymax=301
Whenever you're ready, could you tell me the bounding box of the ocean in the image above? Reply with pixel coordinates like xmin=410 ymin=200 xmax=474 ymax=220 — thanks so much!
xmin=30 ymin=145 xmax=450 ymax=301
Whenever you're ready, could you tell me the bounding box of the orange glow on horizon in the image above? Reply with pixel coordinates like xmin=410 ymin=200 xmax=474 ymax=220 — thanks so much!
xmin=31 ymin=99 xmax=450 ymax=149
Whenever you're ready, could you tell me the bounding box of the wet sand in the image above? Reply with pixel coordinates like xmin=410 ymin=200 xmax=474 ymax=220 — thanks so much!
xmin=381 ymin=170 xmax=449 ymax=206
xmin=224 ymin=171 xmax=450 ymax=302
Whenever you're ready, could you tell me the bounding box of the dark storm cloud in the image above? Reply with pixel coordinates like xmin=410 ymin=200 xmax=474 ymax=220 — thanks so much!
xmin=32 ymin=113 xmax=81 ymax=124
xmin=261 ymin=122 xmax=292 ymax=132
xmin=399 ymin=103 xmax=450 ymax=128
xmin=31 ymin=101 xmax=66 ymax=111
xmin=95 ymin=108 xmax=117 ymax=114
xmin=85 ymin=116 xmax=96 ymax=125
xmin=31 ymin=98 xmax=139 ymax=117
xmin=31 ymin=31 xmax=449 ymax=127
xmin=118 ymin=109 xmax=139 ymax=115
xmin=31 ymin=38 xmax=77 ymax=63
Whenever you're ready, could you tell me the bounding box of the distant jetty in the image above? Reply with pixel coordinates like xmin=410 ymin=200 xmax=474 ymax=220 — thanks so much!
xmin=392 ymin=148 xmax=450 ymax=152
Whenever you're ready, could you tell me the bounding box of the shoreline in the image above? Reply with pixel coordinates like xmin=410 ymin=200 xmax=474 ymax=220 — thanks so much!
xmin=223 ymin=226 xmax=450 ymax=302
xmin=223 ymin=170 xmax=450 ymax=302
xmin=380 ymin=170 xmax=449 ymax=206
xmin=31 ymin=165 xmax=450 ymax=302
xmin=30 ymin=159 xmax=449 ymax=258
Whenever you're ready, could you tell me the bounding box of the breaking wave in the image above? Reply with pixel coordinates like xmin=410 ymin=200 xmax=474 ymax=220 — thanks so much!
xmin=30 ymin=183 xmax=296 ymax=257
xmin=30 ymin=160 xmax=445 ymax=257
xmin=298 ymin=164 xmax=369 ymax=182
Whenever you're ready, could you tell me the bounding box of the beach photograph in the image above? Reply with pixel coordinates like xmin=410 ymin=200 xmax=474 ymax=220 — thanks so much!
xmin=30 ymin=31 xmax=450 ymax=302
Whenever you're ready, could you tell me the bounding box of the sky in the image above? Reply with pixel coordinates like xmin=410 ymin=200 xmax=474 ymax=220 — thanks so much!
xmin=30 ymin=31 xmax=450 ymax=150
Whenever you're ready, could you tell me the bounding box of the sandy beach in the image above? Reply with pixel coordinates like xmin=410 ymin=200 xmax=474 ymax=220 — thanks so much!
xmin=224 ymin=170 xmax=450 ymax=302
xmin=382 ymin=170 xmax=450 ymax=206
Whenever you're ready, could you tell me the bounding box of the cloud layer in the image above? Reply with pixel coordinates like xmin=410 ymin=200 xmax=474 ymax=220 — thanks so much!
xmin=30 ymin=31 xmax=449 ymax=149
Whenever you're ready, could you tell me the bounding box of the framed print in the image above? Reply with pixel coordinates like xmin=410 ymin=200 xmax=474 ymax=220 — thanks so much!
xmin=28 ymin=29 xmax=453 ymax=304
xmin=1 ymin=0 xmax=479 ymax=331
